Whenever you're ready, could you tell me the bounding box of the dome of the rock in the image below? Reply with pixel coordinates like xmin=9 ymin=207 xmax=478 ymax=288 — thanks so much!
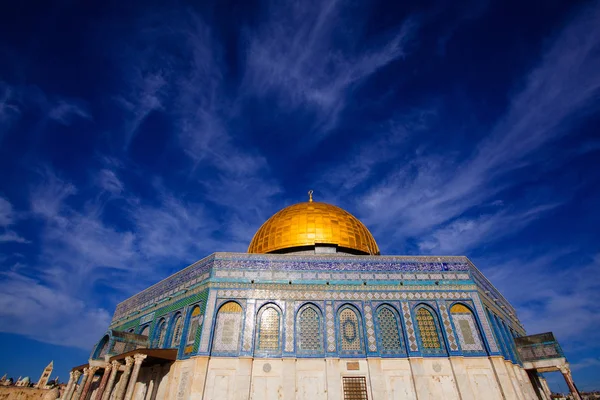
xmin=248 ymin=195 xmax=380 ymax=255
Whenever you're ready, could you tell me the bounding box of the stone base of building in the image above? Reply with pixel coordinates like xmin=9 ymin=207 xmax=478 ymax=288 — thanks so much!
xmin=0 ymin=385 xmax=61 ymax=400
xmin=122 ymin=356 xmax=541 ymax=400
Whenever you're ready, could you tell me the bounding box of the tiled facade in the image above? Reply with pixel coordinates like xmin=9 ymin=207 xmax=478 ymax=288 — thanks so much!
xmin=94 ymin=252 xmax=526 ymax=363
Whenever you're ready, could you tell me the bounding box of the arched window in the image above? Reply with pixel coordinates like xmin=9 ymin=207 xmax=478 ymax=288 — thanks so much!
xmin=171 ymin=314 xmax=183 ymax=347
xmin=212 ymin=301 xmax=243 ymax=353
xmin=154 ymin=319 xmax=167 ymax=348
xmin=297 ymin=305 xmax=323 ymax=353
xmin=376 ymin=306 xmax=405 ymax=354
xmin=257 ymin=306 xmax=281 ymax=352
xmin=415 ymin=306 xmax=444 ymax=354
xmin=450 ymin=304 xmax=484 ymax=352
xmin=338 ymin=306 xmax=363 ymax=353
xmin=186 ymin=306 xmax=203 ymax=345
xmin=140 ymin=325 xmax=150 ymax=337
xmin=96 ymin=335 xmax=110 ymax=359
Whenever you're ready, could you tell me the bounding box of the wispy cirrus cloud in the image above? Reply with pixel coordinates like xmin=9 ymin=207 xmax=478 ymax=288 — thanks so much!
xmin=243 ymin=0 xmax=417 ymax=133
xmin=0 ymin=196 xmax=28 ymax=244
xmin=316 ymin=1 xmax=600 ymax=254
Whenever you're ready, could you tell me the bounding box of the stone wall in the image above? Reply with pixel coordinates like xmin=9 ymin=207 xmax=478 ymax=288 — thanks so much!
xmin=0 ymin=386 xmax=60 ymax=400
xmin=124 ymin=356 xmax=540 ymax=400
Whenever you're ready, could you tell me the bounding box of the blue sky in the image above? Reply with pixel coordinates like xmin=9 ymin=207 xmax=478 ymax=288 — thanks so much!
xmin=0 ymin=0 xmax=599 ymax=391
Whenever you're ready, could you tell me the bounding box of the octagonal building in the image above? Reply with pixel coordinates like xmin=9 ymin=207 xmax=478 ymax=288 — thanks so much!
xmin=62 ymin=196 xmax=572 ymax=400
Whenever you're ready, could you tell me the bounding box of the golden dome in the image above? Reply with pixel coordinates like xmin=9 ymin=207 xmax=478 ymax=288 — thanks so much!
xmin=248 ymin=197 xmax=380 ymax=255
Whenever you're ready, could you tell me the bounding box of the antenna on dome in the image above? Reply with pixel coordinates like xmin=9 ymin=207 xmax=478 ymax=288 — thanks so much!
xmin=308 ymin=190 xmax=314 ymax=202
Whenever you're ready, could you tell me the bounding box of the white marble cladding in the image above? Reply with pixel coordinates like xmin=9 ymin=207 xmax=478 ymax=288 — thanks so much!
xmin=213 ymin=269 xmax=470 ymax=282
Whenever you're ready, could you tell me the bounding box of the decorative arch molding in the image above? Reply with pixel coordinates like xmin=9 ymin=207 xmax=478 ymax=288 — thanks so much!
xmin=185 ymin=304 xmax=204 ymax=350
xmin=449 ymin=301 xmax=486 ymax=354
xmin=255 ymin=303 xmax=283 ymax=355
xmin=413 ymin=303 xmax=447 ymax=356
xmin=169 ymin=312 xmax=184 ymax=348
xmin=336 ymin=304 xmax=365 ymax=356
xmin=375 ymin=304 xmax=407 ymax=356
xmin=91 ymin=334 xmax=110 ymax=360
xmin=211 ymin=300 xmax=244 ymax=355
xmin=153 ymin=318 xmax=168 ymax=348
xmin=295 ymin=303 xmax=325 ymax=355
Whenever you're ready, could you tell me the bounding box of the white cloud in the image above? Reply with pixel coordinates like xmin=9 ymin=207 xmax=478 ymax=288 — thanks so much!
xmin=313 ymin=1 xmax=600 ymax=253
xmin=243 ymin=0 xmax=416 ymax=133
xmin=0 ymin=196 xmax=14 ymax=227
xmin=0 ymin=231 xmax=30 ymax=244
xmin=0 ymin=271 xmax=110 ymax=350
xmin=418 ymin=203 xmax=561 ymax=254
xmin=0 ymin=196 xmax=28 ymax=244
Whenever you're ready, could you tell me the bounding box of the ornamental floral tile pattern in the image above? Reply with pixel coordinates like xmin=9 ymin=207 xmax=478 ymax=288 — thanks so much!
xmin=469 ymin=293 xmax=499 ymax=353
xmin=242 ymin=300 xmax=255 ymax=352
xmin=376 ymin=307 xmax=404 ymax=353
xmin=438 ymin=304 xmax=459 ymax=352
xmin=452 ymin=313 xmax=483 ymax=351
xmin=326 ymin=302 xmax=335 ymax=352
xmin=401 ymin=302 xmax=418 ymax=352
xmin=285 ymin=300 xmax=294 ymax=352
xmin=363 ymin=304 xmax=377 ymax=352
xmin=199 ymin=290 xmax=217 ymax=352
xmin=339 ymin=308 xmax=361 ymax=351
xmin=297 ymin=305 xmax=323 ymax=352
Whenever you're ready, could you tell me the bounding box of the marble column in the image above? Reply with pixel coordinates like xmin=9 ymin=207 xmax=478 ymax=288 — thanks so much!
xmin=62 ymin=371 xmax=75 ymax=400
xmin=124 ymin=354 xmax=147 ymax=400
xmin=64 ymin=370 xmax=81 ymax=400
xmin=81 ymin=366 xmax=99 ymax=400
xmin=114 ymin=357 xmax=134 ymax=400
xmin=72 ymin=368 xmax=90 ymax=400
xmin=100 ymin=361 xmax=121 ymax=400
xmin=559 ymin=366 xmax=582 ymax=400
xmin=93 ymin=364 xmax=112 ymax=400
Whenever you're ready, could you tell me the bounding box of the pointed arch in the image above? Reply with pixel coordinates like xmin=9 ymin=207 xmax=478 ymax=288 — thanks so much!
xmin=375 ymin=304 xmax=406 ymax=355
xmin=154 ymin=318 xmax=167 ymax=348
xmin=186 ymin=305 xmax=204 ymax=346
xmin=296 ymin=303 xmax=324 ymax=354
xmin=139 ymin=325 xmax=150 ymax=337
xmin=93 ymin=335 xmax=110 ymax=359
xmin=170 ymin=313 xmax=184 ymax=348
xmin=337 ymin=304 xmax=364 ymax=354
xmin=256 ymin=304 xmax=282 ymax=353
xmin=450 ymin=303 xmax=485 ymax=353
xmin=212 ymin=301 xmax=244 ymax=354
xmin=414 ymin=304 xmax=446 ymax=355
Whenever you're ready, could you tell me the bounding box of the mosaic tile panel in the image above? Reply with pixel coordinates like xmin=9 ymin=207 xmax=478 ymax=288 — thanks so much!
xmin=212 ymin=302 xmax=243 ymax=352
xmin=416 ymin=308 xmax=441 ymax=349
xmin=363 ymin=304 xmax=377 ymax=352
xmin=214 ymin=288 xmax=474 ymax=302
xmin=438 ymin=304 xmax=459 ymax=352
xmin=400 ymin=302 xmax=418 ymax=352
xmin=376 ymin=307 xmax=404 ymax=353
xmin=242 ymin=300 xmax=256 ymax=352
xmin=340 ymin=308 xmax=361 ymax=351
xmin=171 ymin=315 xmax=183 ymax=347
xmin=326 ymin=302 xmax=335 ymax=352
xmin=156 ymin=321 xmax=167 ymax=348
xmin=297 ymin=305 xmax=323 ymax=352
xmin=452 ymin=314 xmax=483 ymax=351
xmin=285 ymin=300 xmax=295 ymax=352
xmin=186 ymin=306 xmax=202 ymax=346
xmin=257 ymin=307 xmax=280 ymax=351
xmin=469 ymin=293 xmax=499 ymax=353
xmin=199 ymin=290 xmax=217 ymax=353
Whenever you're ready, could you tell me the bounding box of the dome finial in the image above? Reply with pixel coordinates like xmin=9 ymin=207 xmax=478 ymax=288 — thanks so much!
xmin=308 ymin=190 xmax=313 ymax=202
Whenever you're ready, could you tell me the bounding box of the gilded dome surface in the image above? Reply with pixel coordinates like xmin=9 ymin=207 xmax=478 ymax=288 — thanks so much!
xmin=248 ymin=200 xmax=380 ymax=255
